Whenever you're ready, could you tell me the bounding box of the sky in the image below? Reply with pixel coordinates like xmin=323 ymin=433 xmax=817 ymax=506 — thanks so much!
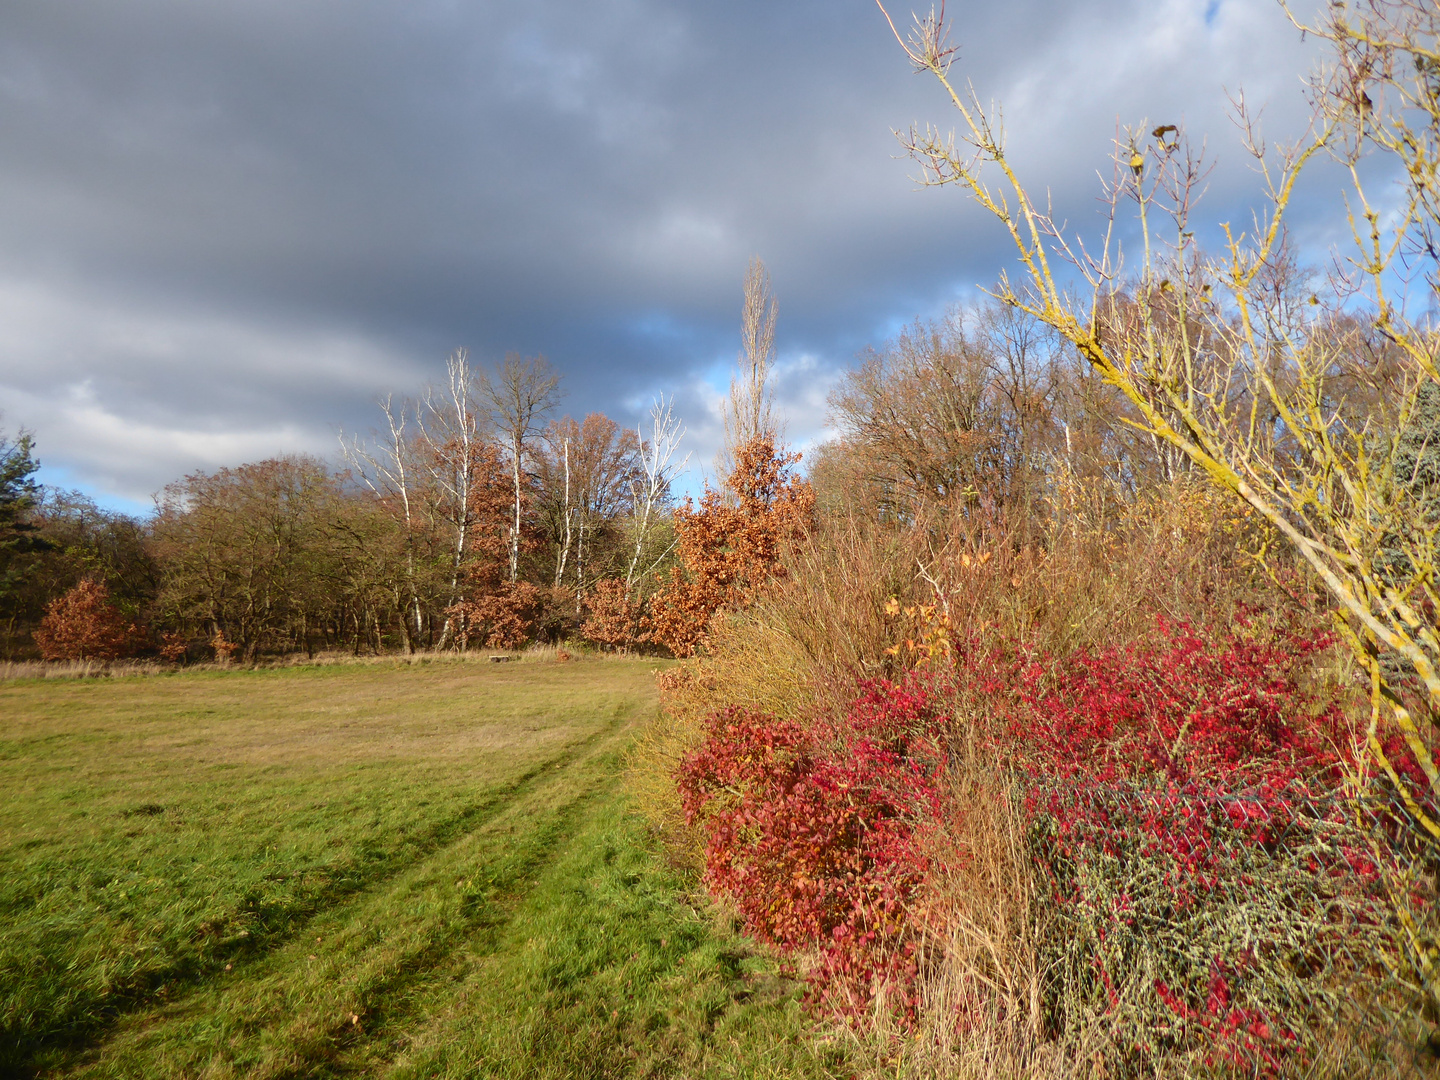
xmin=0 ymin=0 xmax=1339 ymax=514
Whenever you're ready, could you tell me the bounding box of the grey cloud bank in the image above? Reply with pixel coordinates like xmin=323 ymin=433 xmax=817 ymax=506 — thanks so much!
xmin=0 ymin=0 xmax=1328 ymax=511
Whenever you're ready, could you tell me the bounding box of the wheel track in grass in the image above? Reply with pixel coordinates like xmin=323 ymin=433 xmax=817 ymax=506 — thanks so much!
xmin=18 ymin=706 xmax=636 ymax=1080
xmin=267 ymin=754 xmax=623 ymax=1080
xmin=366 ymin=764 xmax=838 ymax=1080
xmin=59 ymin=724 xmax=633 ymax=1080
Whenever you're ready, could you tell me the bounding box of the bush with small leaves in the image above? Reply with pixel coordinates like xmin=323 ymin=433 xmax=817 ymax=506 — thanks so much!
xmin=580 ymin=578 xmax=645 ymax=650
xmin=997 ymin=619 xmax=1397 ymax=1075
xmin=677 ymin=677 xmax=949 ymax=1023
xmin=33 ymin=579 xmax=144 ymax=661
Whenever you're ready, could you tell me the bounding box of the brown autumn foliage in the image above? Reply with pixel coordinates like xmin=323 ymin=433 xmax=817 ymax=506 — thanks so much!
xmin=211 ymin=629 xmax=237 ymax=662
xmin=451 ymin=580 xmax=544 ymax=649
xmin=441 ymin=439 xmax=547 ymax=648
xmin=646 ymin=435 xmax=815 ymax=657
xmin=33 ymin=578 xmax=145 ymax=661
xmin=158 ymin=631 xmax=188 ymax=662
xmin=580 ymin=577 xmax=644 ymax=650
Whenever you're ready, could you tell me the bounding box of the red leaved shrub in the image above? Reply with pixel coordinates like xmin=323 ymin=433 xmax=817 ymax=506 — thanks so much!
xmin=673 ymin=588 xmax=1421 ymax=1073
xmin=991 ymin=619 xmax=1379 ymax=1074
xmin=677 ymin=678 xmax=949 ymax=1022
xmin=1004 ymin=616 xmax=1346 ymax=789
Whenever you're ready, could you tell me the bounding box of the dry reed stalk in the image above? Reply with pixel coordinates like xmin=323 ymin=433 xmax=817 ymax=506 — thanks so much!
xmin=915 ymin=752 xmax=1043 ymax=1067
xmin=0 ymin=645 xmax=638 ymax=684
xmin=832 ymin=714 xmax=1089 ymax=1080
xmin=906 ymin=471 xmax=1318 ymax=662
xmin=626 ymin=609 xmax=816 ymax=870
xmin=769 ymin=514 xmax=921 ymax=673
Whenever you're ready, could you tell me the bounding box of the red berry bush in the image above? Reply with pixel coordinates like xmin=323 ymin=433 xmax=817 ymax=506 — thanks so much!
xmin=1006 ymin=617 xmax=1345 ymax=788
xmin=1002 ymin=619 xmax=1405 ymax=1075
xmin=675 ymin=614 xmax=1429 ymax=1073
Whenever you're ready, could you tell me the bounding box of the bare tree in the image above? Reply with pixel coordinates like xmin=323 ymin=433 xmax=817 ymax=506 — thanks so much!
xmin=829 ymin=304 xmax=1064 ymax=529
xmin=418 ymin=349 xmax=490 ymax=646
xmin=717 ymin=257 xmax=779 ymax=486
xmin=340 ymin=395 xmax=428 ymax=651
xmin=480 ymin=353 xmax=563 ymax=583
xmin=627 ymin=395 xmax=690 ymax=598
xmin=535 ymin=412 xmax=641 ymax=606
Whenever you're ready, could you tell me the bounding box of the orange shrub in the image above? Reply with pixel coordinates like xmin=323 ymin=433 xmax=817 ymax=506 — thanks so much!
xmin=33 ymin=579 xmax=145 ymax=661
xmin=158 ymin=632 xmax=188 ymax=663
xmin=647 ymin=435 xmax=814 ymax=657
xmin=580 ymin=578 xmax=644 ymax=650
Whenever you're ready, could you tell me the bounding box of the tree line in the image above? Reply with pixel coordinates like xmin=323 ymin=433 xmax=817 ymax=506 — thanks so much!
xmin=5 ymin=247 xmax=1426 ymax=672
xmin=0 ymin=349 xmax=697 ymax=661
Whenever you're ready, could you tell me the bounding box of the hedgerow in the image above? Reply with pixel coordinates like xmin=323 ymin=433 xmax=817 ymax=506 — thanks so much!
xmin=676 ymin=607 xmax=1437 ymax=1075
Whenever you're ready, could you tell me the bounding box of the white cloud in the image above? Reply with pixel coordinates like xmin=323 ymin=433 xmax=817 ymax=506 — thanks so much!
xmin=0 ymin=0 xmax=1363 ymax=514
xmin=0 ymin=275 xmax=415 ymax=502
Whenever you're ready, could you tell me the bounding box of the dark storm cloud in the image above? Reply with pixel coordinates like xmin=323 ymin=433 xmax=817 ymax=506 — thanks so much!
xmin=0 ymin=0 xmax=1330 ymax=508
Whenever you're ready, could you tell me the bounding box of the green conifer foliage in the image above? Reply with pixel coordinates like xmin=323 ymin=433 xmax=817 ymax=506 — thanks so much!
xmin=1392 ymin=379 xmax=1440 ymax=505
xmin=0 ymin=432 xmax=45 ymax=606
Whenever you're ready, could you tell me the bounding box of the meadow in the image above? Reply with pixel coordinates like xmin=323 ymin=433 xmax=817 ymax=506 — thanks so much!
xmin=0 ymin=656 xmax=848 ymax=1079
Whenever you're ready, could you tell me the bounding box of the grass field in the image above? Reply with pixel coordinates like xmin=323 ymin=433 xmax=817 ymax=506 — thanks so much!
xmin=0 ymin=656 xmax=848 ymax=1079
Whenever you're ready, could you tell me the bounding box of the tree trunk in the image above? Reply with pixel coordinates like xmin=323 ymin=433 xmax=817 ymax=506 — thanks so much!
xmin=556 ymin=439 xmax=572 ymax=587
xmin=509 ymin=432 xmax=522 ymax=582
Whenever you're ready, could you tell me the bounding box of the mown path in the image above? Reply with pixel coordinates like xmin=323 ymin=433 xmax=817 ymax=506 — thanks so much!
xmin=0 ymin=658 xmax=847 ymax=1080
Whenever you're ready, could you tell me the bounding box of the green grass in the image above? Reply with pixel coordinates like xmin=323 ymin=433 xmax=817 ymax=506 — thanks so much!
xmin=0 ymin=657 xmax=849 ymax=1079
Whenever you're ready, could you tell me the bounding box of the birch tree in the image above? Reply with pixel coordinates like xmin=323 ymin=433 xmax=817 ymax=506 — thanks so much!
xmin=418 ymin=349 xmax=490 ymax=646
xmin=480 ymin=353 xmax=562 ymax=582
xmin=537 ymin=413 xmax=642 ymax=602
xmin=340 ymin=395 xmax=429 ymax=651
xmin=627 ymin=395 xmax=690 ymax=598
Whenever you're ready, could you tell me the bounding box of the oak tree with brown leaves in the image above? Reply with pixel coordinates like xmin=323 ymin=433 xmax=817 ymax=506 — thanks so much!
xmin=579 ymin=577 xmax=644 ymax=650
xmin=34 ymin=578 xmax=143 ymax=661
xmin=441 ymin=438 xmax=545 ymax=648
xmin=646 ymin=435 xmax=814 ymax=657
